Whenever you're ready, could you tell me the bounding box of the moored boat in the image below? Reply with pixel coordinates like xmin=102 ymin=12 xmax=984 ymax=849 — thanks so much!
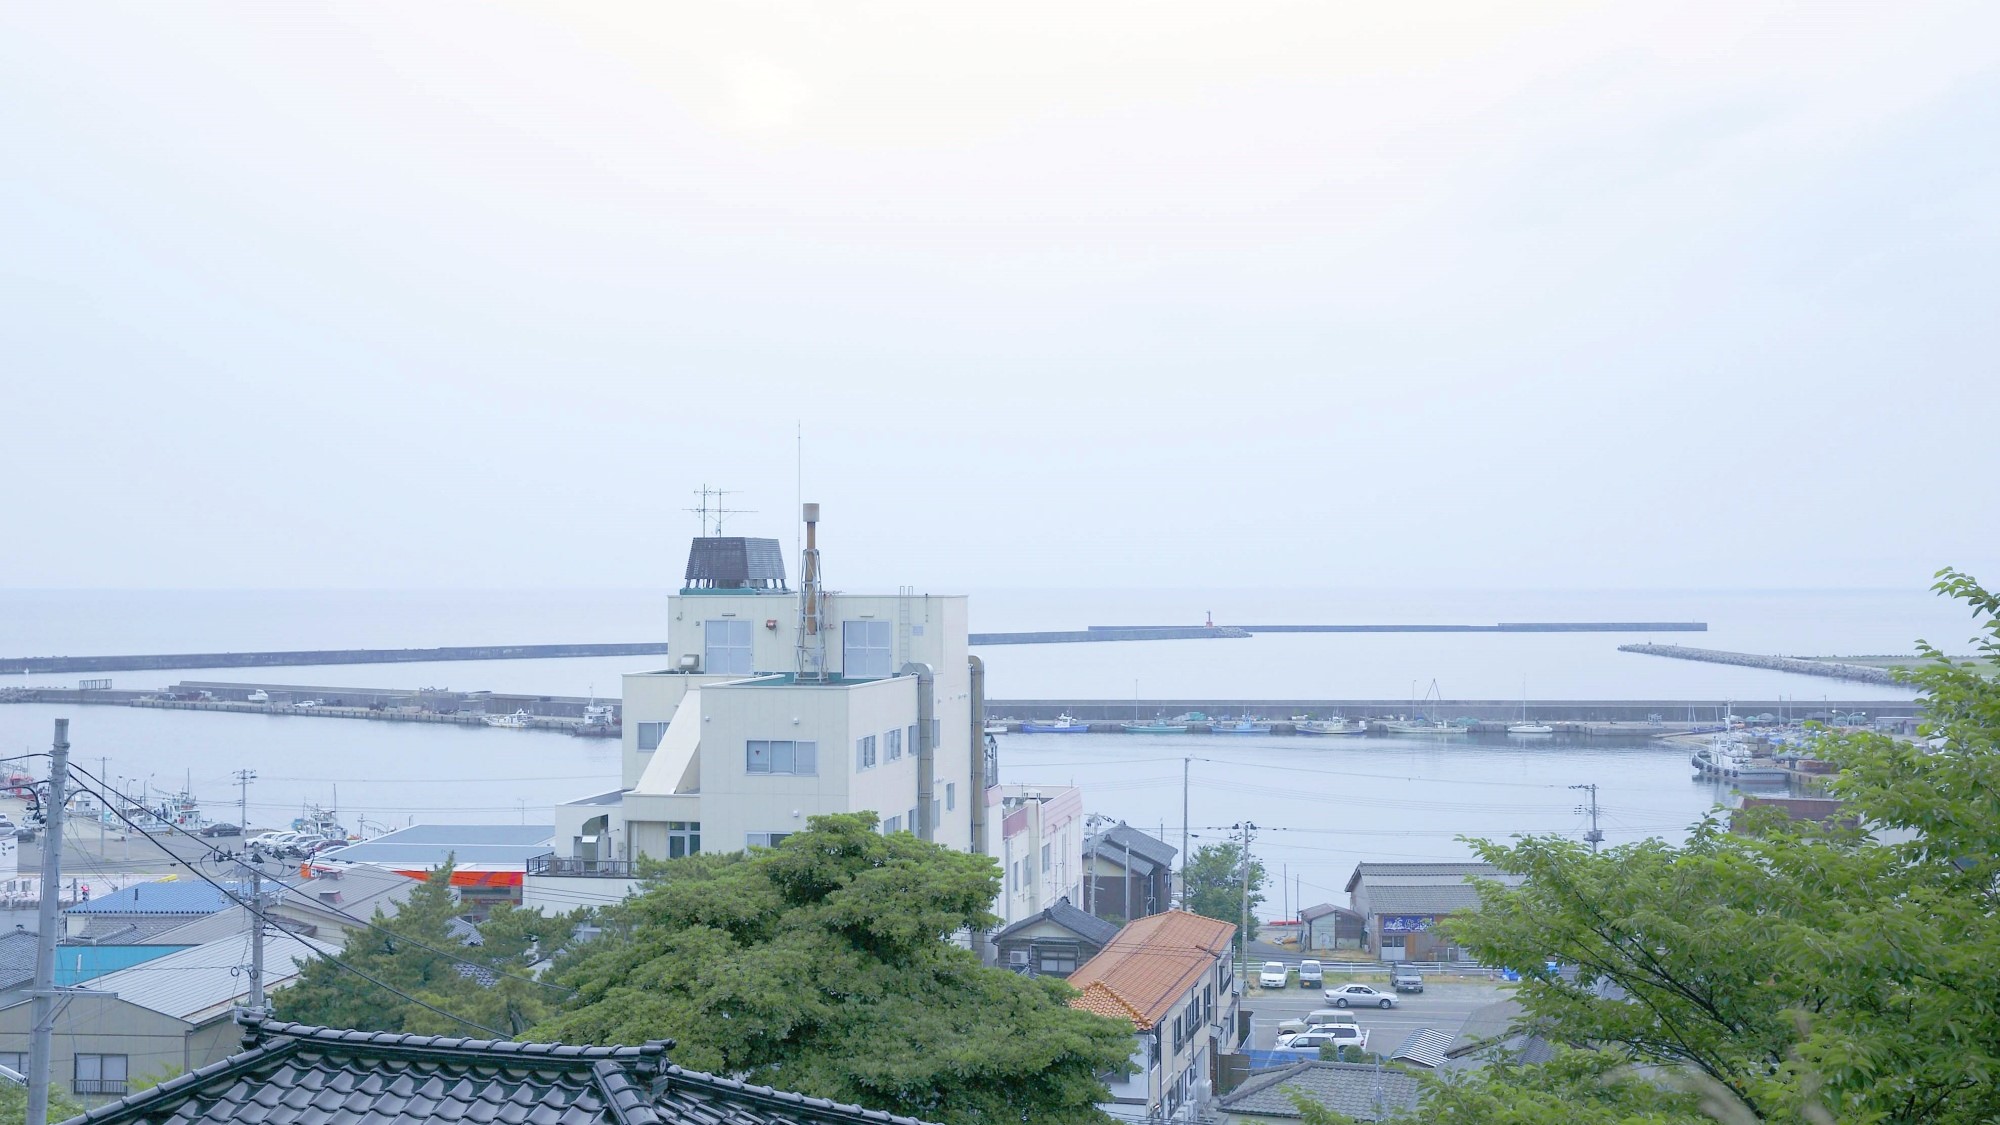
xmin=1385 ymin=718 xmax=1462 ymax=735
xmin=1020 ymin=714 xmax=1092 ymax=733
xmin=1297 ymin=719 xmax=1365 ymax=736
xmin=482 ymin=709 xmax=534 ymax=728
xmin=1122 ymin=717 xmax=1190 ymax=734
xmin=983 ymin=721 xmax=1007 ymax=735
xmin=1506 ymin=723 xmax=1555 ymax=735
xmin=1212 ymin=717 xmax=1273 ymax=734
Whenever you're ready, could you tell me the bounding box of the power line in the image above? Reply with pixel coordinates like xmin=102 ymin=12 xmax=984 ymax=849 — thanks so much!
xmin=62 ymin=765 xmax=572 ymax=999
xmin=70 ymin=773 xmax=513 ymax=1039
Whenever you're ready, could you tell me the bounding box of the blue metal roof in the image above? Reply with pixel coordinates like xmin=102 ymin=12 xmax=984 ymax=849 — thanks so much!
xmin=55 ymin=945 xmax=184 ymax=985
xmin=65 ymin=881 xmax=248 ymax=915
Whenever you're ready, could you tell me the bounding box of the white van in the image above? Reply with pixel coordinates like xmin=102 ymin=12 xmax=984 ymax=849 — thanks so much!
xmin=1297 ymin=959 xmax=1324 ymax=988
xmin=1276 ymin=1008 xmax=1361 ymax=1037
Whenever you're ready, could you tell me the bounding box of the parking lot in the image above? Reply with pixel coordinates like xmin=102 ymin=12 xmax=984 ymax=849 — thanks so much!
xmin=1240 ymin=978 xmax=1513 ymax=1052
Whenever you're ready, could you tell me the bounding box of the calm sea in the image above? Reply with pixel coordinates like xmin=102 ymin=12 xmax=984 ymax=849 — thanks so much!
xmin=0 ymin=586 xmax=1959 ymax=897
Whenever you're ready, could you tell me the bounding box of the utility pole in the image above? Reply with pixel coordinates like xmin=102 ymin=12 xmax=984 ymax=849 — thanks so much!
xmin=247 ymin=865 xmax=265 ymax=1010
xmin=98 ymin=756 xmax=106 ymax=856
xmin=27 ymin=720 xmax=70 ymax=1125
xmin=1180 ymin=758 xmax=1190 ymax=909
xmin=1570 ymin=783 xmax=1604 ymax=853
xmin=1236 ymin=821 xmax=1256 ymax=968
xmin=235 ymin=768 xmax=256 ymax=834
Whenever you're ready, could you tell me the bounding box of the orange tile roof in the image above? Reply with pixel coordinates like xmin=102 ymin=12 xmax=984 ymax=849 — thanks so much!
xmin=1065 ymin=910 xmax=1237 ymax=1031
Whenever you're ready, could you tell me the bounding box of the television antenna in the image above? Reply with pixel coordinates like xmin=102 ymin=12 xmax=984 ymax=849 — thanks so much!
xmin=687 ymin=484 xmax=755 ymax=537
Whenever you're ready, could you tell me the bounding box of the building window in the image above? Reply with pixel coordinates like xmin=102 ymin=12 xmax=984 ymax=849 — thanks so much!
xmin=747 ymin=832 xmax=791 ymax=848
xmin=946 ymin=782 xmax=956 ymax=811
xmin=703 ymin=619 xmax=754 ymax=676
xmin=907 ymin=807 xmax=918 ymax=832
xmin=932 ymin=718 xmax=941 ymax=747
xmin=667 ymin=821 xmax=701 ymax=858
xmin=933 ymin=798 xmax=941 ymax=828
xmin=907 ymin=724 xmax=917 ymax=755
xmin=1041 ymin=842 xmax=1051 ymax=871
xmin=74 ymin=1054 xmax=127 ymax=1096
xmin=884 ymin=815 xmax=902 ymax=834
xmin=636 ymin=722 xmax=668 ymax=751
xmin=842 ymin=620 xmax=893 ymax=679
xmin=746 ymin=740 xmax=817 ymax=776
xmin=885 ymin=727 xmax=902 ymax=761
xmin=855 ymin=735 xmax=877 ymax=771
xmin=1036 ymin=945 xmax=1079 ymax=974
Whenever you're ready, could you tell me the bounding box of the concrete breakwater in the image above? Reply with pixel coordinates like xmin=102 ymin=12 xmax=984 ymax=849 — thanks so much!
xmin=990 ymin=698 xmax=1920 ymax=724
xmin=1617 ymin=645 xmax=1902 ymax=685
xmin=1092 ymin=622 xmax=1708 ymax=634
xmin=0 ymin=642 xmax=671 ymax=676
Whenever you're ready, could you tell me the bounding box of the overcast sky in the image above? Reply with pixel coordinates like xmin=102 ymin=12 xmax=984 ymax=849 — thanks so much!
xmin=4 ymin=2 xmax=1996 ymax=592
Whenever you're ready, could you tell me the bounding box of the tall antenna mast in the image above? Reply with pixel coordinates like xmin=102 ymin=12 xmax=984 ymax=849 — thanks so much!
xmin=687 ymin=484 xmax=755 ymax=537
xmin=795 ymin=503 xmax=828 ymax=682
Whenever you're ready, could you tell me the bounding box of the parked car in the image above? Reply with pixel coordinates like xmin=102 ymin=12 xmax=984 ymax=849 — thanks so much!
xmin=1276 ymin=1009 xmax=1361 ymax=1037
xmin=1297 ymin=959 xmax=1324 ymax=989
xmin=1323 ymin=983 xmax=1399 ymax=1009
xmin=279 ymin=834 xmax=329 ymax=858
xmin=198 ymin=822 xmax=242 ymax=838
xmin=1258 ymin=961 xmax=1289 ymax=989
xmin=1392 ymin=965 xmax=1424 ymax=993
xmin=247 ymin=831 xmax=301 ymax=855
xmin=1274 ymin=1026 xmax=1369 ymax=1057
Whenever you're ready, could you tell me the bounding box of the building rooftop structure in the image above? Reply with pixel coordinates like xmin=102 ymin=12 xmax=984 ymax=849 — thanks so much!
xmin=81 ymin=933 xmax=330 ymax=1024
xmin=992 ymin=897 xmax=1120 ymax=949
xmin=65 ymin=880 xmax=245 ymax=916
xmin=1215 ymin=1060 xmax=1422 ymax=1122
xmin=319 ymin=824 xmax=555 ymax=893
xmin=682 ymin=536 xmax=788 ymax=592
xmin=0 ymin=928 xmax=37 ymax=991
xmin=1084 ymin=822 xmax=1177 ymax=875
xmin=1065 ymin=910 xmax=1235 ymax=1030
xmin=61 ymin=1018 xmax=938 ymax=1125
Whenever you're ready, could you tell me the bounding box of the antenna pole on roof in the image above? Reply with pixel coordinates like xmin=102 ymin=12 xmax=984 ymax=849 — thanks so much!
xmin=26 ymin=720 xmax=70 ymax=1125
xmin=688 ymin=484 xmax=755 ymax=538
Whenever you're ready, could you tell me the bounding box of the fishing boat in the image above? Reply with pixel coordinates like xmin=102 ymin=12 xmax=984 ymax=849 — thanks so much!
xmin=983 ymin=720 xmax=1008 ymax=735
xmin=1387 ymin=681 xmax=1461 ymax=734
xmin=1507 ymin=679 xmax=1553 ymax=734
xmin=246 ymin=690 xmax=270 ymax=704
xmin=1212 ymin=717 xmax=1273 ymax=734
xmin=1122 ymin=716 xmax=1190 ymax=734
xmin=1734 ymin=765 xmax=1791 ymax=785
xmin=1297 ymin=719 xmax=1365 ymax=736
xmin=1020 ymin=714 xmax=1092 ymax=733
xmin=482 ymin=709 xmax=534 ymax=728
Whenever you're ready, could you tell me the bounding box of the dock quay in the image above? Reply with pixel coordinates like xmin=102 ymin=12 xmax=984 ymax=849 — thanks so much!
xmin=1618 ymin=644 xmax=1902 ymax=685
xmin=969 ymin=621 xmax=1707 ymax=644
xmin=0 ymin=679 xmax=620 ymax=735
xmin=0 ymin=642 xmax=670 ymax=676
xmin=988 ymin=698 xmax=1920 ymax=732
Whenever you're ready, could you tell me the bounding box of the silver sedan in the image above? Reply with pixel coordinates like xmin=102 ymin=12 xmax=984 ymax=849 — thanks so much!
xmin=1321 ymin=983 xmax=1399 ymax=1009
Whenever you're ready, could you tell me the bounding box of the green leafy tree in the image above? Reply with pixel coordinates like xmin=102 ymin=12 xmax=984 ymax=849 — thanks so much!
xmin=1183 ymin=840 xmax=1265 ymax=933
xmin=275 ymin=862 xmax=585 ymax=1036
xmin=1427 ymin=567 xmax=2000 ymax=1124
xmin=0 ymin=1084 xmax=82 ymax=1125
xmin=535 ymin=813 xmax=1134 ymax=1125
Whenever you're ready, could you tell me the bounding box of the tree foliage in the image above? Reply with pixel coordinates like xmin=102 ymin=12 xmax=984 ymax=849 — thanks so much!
xmin=1429 ymin=568 xmax=2000 ymax=1124
xmin=1183 ymin=840 xmax=1265 ymax=932
xmin=1293 ymin=1048 xmax=1700 ymax=1125
xmin=0 ymin=1084 xmax=81 ymax=1125
xmin=536 ymin=813 xmax=1134 ymax=1125
xmin=275 ymin=863 xmax=586 ymax=1037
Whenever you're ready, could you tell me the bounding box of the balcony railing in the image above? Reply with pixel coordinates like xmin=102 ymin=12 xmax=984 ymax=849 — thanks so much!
xmin=525 ymin=852 xmax=639 ymax=879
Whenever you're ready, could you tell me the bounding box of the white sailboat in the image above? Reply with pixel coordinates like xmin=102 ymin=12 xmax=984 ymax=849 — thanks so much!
xmin=1507 ymin=680 xmax=1553 ymax=735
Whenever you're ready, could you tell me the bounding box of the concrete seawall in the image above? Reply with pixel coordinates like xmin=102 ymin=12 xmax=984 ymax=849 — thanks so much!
xmin=0 ymin=642 xmax=671 ymax=675
xmin=989 ymin=698 xmax=1920 ymax=723
xmin=1617 ymin=645 xmax=1903 ymax=685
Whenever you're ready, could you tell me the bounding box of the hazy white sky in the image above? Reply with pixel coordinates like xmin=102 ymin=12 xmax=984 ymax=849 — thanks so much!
xmin=4 ymin=2 xmax=1996 ymax=591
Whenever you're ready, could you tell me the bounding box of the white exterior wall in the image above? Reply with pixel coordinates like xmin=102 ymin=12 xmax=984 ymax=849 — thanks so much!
xmin=996 ymin=785 xmax=1084 ymax=928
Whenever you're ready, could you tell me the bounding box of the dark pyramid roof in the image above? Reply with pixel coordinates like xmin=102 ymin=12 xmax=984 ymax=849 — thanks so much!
xmin=62 ymin=1019 xmax=936 ymax=1125
xmin=683 ymin=538 xmax=788 ymax=591
xmin=992 ymin=896 xmax=1120 ymax=947
xmin=1082 ymin=823 xmax=1177 ymax=874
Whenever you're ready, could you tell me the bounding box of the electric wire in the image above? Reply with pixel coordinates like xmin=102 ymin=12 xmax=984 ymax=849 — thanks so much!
xmin=63 ymin=764 xmax=573 ymax=998
xmin=68 ymin=773 xmax=514 ymax=1039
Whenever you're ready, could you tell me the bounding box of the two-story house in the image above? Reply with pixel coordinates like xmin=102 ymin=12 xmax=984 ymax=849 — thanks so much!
xmin=526 ymin=510 xmax=994 ymax=912
xmin=1066 ymin=910 xmax=1239 ymax=1123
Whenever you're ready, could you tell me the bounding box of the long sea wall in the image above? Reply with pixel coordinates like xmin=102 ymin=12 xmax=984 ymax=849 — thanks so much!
xmin=1617 ymin=644 xmax=1902 ymax=685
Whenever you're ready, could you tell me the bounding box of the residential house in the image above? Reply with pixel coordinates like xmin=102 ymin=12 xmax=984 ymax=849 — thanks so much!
xmin=270 ymin=862 xmax=419 ymax=937
xmin=1297 ymin=903 xmax=1366 ymax=952
xmin=1344 ymin=862 xmax=1522 ymax=961
xmin=527 ymin=518 xmax=992 ymax=913
xmin=1067 ymin=910 xmax=1239 ymax=1122
xmin=992 ymin=896 xmax=1119 ymax=978
xmin=1083 ymin=822 xmax=1177 ymax=925
xmin=1214 ymin=1060 xmax=1422 ymax=1123
xmin=0 ymin=933 xmax=327 ymax=1105
xmin=68 ymin=1017 xmax=942 ymax=1125
xmin=61 ymin=880 xmax=246 ymax=943
xmin=995 ymin=784 xmax=1084 ymax=927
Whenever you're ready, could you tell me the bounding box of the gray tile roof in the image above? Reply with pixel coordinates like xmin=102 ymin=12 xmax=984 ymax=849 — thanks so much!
xmin=0 ymin=929 xmax=37 ymax=991
xmin=992 ymin=897 xmax=1120 ymax=947
xmin=60 ymin=1019 xmax=941 ymax=1125
xmin=1355 ymin=884 xmax=1491 ymax=916
xmin=1388 ymin=1029 xmax=1455 ymax=1070
xmin=319 ymin=824 xmax=555 ymax=868
xmin=1344 ymin=862 xmax=1508 ymax=892
xmin=1216 ymin=1060 xmax=1421 ymax=1122
xmin=1084 ymin=824 xmax=1176 ymax=873
xmin=1442 ymin=998 xmax=1557 ymax=1068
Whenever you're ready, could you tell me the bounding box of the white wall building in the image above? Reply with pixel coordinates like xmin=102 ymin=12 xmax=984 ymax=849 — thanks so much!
xmin=525 ymin=521 xmax=994 ymax=913
xmin=994 ymin=784 xmax=1084 ymax=929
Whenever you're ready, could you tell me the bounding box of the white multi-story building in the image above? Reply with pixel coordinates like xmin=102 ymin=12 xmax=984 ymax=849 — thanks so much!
xmin=526 ymin=516 xmax=994 ymax=912
xmin=994 ymin=784 xmax=1084 ymax=929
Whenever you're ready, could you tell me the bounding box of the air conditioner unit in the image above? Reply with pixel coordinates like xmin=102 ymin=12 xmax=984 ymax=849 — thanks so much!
xmin=1008 ymin=950 xmax=1029 ymax=966
xmin=678 ymin=654 xmax=701 ymax=672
